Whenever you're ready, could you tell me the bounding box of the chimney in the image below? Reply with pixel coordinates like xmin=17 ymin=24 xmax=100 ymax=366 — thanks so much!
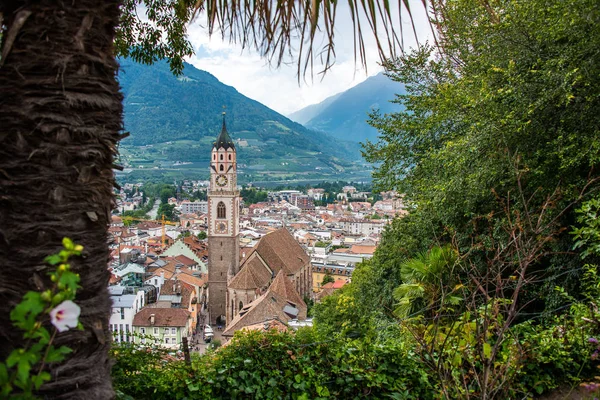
xmin=150 ymin=314 xmax=155 ymax=325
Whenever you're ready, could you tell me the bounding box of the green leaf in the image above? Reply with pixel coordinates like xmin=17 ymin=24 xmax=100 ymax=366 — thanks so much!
xmin=44 ymin=254 xmax=62 ymax=266
xmin=483 ymin=342 xmax=491 ymax=359
xmin=17 ymin=357 xmax=32 ymax=385
xmin=57 ymin=346 xmax=73 ymax=355
xmin=6 ymin=350 xmax=21 ymax=368
xmin=10 ymin=291 xmax=45 ymax=327
xmin=32 ymin=372 xmax=51 ymax=390
xmin=62 ymin=237 xmax=74 ymax=250
xmin=0 ymin=363 xmax=8 ymax=383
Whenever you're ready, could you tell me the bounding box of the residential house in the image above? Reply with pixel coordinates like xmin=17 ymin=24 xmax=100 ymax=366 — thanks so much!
xmin=132 ymin=308 xmax=191 ymax=349
xmin=109 ymin=285 xmax=145 ymax=343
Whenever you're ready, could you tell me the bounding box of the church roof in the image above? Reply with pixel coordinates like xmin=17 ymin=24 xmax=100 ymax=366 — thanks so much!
xmin=228 ymin=252 xmax=272 ymax=290
xmin=269 ymin=270 xmax=306 ymax=309
xmin=213 ymin=113 xmax=235 ymax=150
xmin=222 ymin=285 xmax=307 ymax=336
xmin=254 ymin=228 xmax=310 ymax=275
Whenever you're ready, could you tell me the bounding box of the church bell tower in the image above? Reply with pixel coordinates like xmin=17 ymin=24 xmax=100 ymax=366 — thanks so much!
xmin=207 ymin=113 xmax=240 ymax=326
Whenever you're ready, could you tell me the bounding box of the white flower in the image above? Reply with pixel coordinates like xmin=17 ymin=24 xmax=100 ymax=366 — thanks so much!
xmin=50 ymin=300 xmax=81 ymax=332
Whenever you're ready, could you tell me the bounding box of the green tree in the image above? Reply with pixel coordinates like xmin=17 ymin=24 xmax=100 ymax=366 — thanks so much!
xmin=364 ymin=0 xmax=600 ymax=310
xmin=159 ymin=187 xmax=176 ymax=204
xmin=157 ymin=203 xmax=178 ymax=222
xmin=321 ymin=273 xmax=335 ymax=285
xmin=197 ymin=231 xmax=207 ymax=240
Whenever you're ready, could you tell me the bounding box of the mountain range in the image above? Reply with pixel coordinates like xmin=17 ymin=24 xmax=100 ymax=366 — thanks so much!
xmin=288 ymin=72 xmax=405 ymax=143
xmin=116 ymin=59 xmax=367 ymax=184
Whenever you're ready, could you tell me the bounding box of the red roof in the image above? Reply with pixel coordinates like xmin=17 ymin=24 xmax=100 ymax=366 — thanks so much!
xmin=332 ymin=280 xmax=347 ymax=289
xmin=174 ymin=254 xmax=196 ymax=266
xmin=133 ymin=308 xmax=190 ymax=327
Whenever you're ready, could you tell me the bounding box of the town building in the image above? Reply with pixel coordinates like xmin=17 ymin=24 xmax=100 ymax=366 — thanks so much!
xmin=179 ymin=200 xmax=208 ymax=214
xmin=109 ymin=285 xmax=146 ymax=343
xmin=132 ymin=308 xmax=191 ymax=349
xmin=207 ymin=114 xmax=241 ymax=326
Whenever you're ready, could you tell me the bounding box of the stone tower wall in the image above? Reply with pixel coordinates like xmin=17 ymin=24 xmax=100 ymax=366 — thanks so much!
xmin=207 ymin=235 xmax=239 ymax=325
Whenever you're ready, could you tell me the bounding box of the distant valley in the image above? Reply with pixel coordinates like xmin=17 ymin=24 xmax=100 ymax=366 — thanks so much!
xmin=288 ymin=72 xmax=405 ymax=143
xmin=116 ymin=59 xmax=402 ymax=185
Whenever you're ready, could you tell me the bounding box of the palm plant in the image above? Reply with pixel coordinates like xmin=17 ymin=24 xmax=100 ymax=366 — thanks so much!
xmin=0 ymin=0 xmax=429 ymax=397
xmin=394 ymin=245 xmax=463 ymax=319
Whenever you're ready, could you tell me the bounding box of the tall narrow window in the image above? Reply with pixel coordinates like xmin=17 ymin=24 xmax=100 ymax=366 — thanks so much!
xmin=220 ymin=154 xmax=223 ymax=160
xmin=219 ymin=164 xmax=224 ymax=171
xmin=228 ymin=154 xmax=232 ymax=160
xmin=217 ymin=202 xmax=226 ymax=219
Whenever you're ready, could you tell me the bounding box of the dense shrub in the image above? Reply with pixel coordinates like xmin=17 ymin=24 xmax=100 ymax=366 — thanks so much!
xmin=112 ymin=329 xmax=435 ymax=399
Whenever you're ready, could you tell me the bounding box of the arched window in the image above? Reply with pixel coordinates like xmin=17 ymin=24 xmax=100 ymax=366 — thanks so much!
xmin=219 ymin=164 xmax=224 ymax=171
xmin=213 ymin=154 xmax=216 ymax=160
xmin=239 ymin=301 xmax=243 ymax=311
xmin=220 ymin=154 xmax=223 ymax=160
xmin=217 ymin=202 xmax=226 ymax=219
xmin=228 ymin=154 xmax=232 ymax=160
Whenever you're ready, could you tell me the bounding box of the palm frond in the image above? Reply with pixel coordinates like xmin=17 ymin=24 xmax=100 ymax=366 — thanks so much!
xmin=400 ymin=250 xmax=429 ymax=281
xmin=192 ymin=0 xmax=431 ymax=78
xmin=393 ymin=297 xmax=413 ymax=319
xmin=393 ymin=282 xmax=425 ymax=301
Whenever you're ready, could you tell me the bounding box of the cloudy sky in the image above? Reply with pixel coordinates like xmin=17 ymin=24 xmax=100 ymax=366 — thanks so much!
xmin=184 ymin=2 xmax=431 ymax=116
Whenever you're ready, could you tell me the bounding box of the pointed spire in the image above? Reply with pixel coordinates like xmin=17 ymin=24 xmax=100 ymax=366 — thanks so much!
xmin=214 ymin=111 xmax=235 ymax=150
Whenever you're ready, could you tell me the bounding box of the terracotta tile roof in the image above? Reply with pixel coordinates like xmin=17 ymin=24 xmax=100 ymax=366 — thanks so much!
xmin=133 ymin=307 xmax=190 ymax=327
xmin=315 ymin=287 xmax=336 ymax=301
xmin=174 ymin=255 xmax=196 ymax=266
xmin=183 ymin=236 xmax=206 ymax=252
xmin=268 ymin=270 xmax=306 ymax=310
xmin=148 ymin=259 xmax=179 ymax=279
xmin=255 ymin=228 xmax=309 ymax=275
xmin=332 ymin=280 xmax=347 ymax=289
xmin=229 ymin=252 xmax=272 ymax=290
xmin=223 ymin=291 xmax=292 ymax=336
xmin=109 ymin=274 xmax=121 ymax=285
xmin=240 ymin=246 xmax=257 ymax=261
xmin=241 ymin=318 xmax=290 ymax=334
xmin=224 ymin=272 xmax=307 ymax=336
xmin=333 ymin=248 xmax=352 ymax=254
xmin=136 ymin=222 xmax=162 ymax=230
xmin=176 ymin=268 xmax=206 ymax=289
xmin=160 ymin=279 xmax=195 ymax=307
xmin=349 ymin=245 xmax=377 ymax=255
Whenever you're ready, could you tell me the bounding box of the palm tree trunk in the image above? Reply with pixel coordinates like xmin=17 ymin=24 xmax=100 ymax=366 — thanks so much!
xmin=0 ymin=0 xmax=122 ymax=398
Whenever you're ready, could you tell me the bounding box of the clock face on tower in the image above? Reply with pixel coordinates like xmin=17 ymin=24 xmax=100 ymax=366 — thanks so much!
xmin=216 ymin=174 xmax=228 ymax=187
xmin=216 ymin=221 xmax=228 ymax=233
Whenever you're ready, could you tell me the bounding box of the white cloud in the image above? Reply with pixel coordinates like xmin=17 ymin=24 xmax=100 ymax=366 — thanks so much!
xmin=185 ymin=1 xmax=432 ymax=115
